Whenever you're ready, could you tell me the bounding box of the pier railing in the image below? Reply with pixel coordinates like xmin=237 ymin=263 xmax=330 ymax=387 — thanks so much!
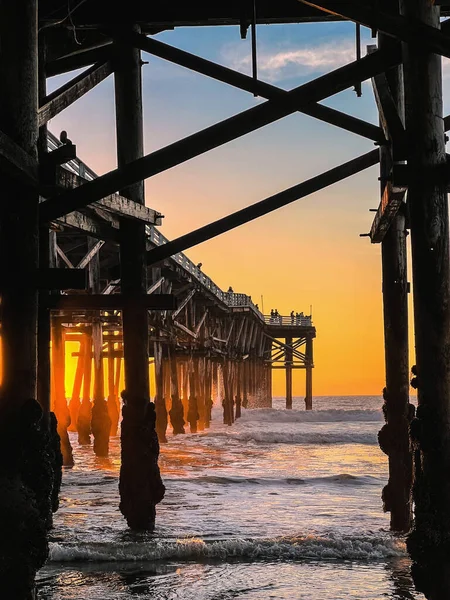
xmin=48 ymin=132 xmax=309 ymax=327
xmin=265 ymin=315 xmax=312 ymax=327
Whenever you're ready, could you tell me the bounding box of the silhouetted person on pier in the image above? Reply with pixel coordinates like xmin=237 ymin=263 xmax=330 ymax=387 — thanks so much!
xmin=59 ymin=130 xmax=73 ymax=145
xmin=270 ymin=309 xmax=274 ymax=322
xmin=290 ymin=310 xmax=295 ymax=324
xmin=227 ymin=286 xmax=234 ymax=293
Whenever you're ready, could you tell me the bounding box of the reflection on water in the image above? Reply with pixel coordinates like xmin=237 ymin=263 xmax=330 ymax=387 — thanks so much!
xmin=37 ymin=397 xmax=426 ymax=599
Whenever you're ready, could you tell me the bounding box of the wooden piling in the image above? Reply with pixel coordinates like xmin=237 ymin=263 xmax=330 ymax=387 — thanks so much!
xmin=377 ymin=7 xmax=413 ymax=533
xmin=169 ymin=352 xmax=185 ymax=434
xmin=305 ymin=336 xmax=313 ymax=410
xmin=154 ymin=342 xmax=168 ymax=443
xmin=77 ymin=332 xmax=92 ymax=445
xmin=196 ymin=358 xmax=206 ymax=431
xmin=285 ymin=336 xmax=293 ymax=409
xmin=90 ymin=242 xmax=111 ymax=457
xmin=68 ymin=338 xmax=85 ymax=432
xmin=107 ymin=341 xmax=120 ymax=435
xmin=51 ymin=320 xmax=73 ymax=466
xmin=401 ymin=0 xmax=450 ymax=582
xmin=188 ymin=358 xmax=199 ymax=432
xmin=115 ymin=26 xmax=165 ymax=530
xmin=235 ymin=362 xmax=242 ymax=419
xmin=204 ymin=358 xmax=213 ymax=427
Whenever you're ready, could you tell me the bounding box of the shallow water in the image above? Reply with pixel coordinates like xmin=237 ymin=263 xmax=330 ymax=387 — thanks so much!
xmin=37 ymin=396 xmax=424 ymax=599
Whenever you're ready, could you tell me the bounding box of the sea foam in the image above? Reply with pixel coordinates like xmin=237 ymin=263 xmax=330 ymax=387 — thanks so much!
xmin=239 ymin=409 xmax=383 ymax=424
xmin=48 ymin=533 xmax=405 ymax=563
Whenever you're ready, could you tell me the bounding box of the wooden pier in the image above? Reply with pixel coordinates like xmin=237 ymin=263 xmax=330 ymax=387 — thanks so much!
xmin=1 ymin=0 xmax=450 ymax=597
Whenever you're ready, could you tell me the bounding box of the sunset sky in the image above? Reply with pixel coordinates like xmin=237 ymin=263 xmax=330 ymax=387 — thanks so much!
xmin=47 ymin=21 xmax=450 ymax=398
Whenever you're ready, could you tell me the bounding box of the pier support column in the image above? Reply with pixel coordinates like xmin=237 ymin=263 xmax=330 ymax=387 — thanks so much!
xmin=204 ymin=358 xmax=213 ymax=427
xmin=107 ymin=341 xmax=120 ymax=436
xmin=196 ymin=358 xmax=206 ymax=431
xmin=90 ymin=243 xmax=111 ymax=458
xmin=68 ymin=338 xmax=85 ymax=432
xmin=242 ymin=361 xmax=249 ymax=409
xmin=169 ymin=352 xmax=185 ymax=434
xmin=285 ymin=337 xmax=293 ymax=409
xmin=305 ymin=337 xmax=313 ymax=410
xmin=154 ymin=342 xmax=167 ymax=443
xmin=0 ymin=5 xmax=51 ymax=584
xmin=188 ymin=358 xmax=199 ymax=432
xmin=51 ymin=320 xmax=73 ymax=466
xmin=91 ymin=319 xmax=110 ymax=457
xmin=115 ymin=27 xmax=164 ymax=530
xmin=235 ymin=362 xmax=242 ymax=419
xmin=400 ymin=0 xmax=450 ymax=594
xmin=376 ymin=9 xmax=413 ymax=534
xmin=181 ymin=362 xmax=189 ymax=422
xmin=77 ymin=333 xmax=92 ymax=445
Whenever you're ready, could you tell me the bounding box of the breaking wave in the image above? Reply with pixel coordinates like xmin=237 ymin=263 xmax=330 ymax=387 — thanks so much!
xmin=49 ymin=533 xmax=405 ymax=563
xmin=240 ymin=409 xmax=383 ymax=423
xmin=206 ymin=430 xmax=377 ymax=445
xmin=168 ymin=474 xmax=380 ymax=486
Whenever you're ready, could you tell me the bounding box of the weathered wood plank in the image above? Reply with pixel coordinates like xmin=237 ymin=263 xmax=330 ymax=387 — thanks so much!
xmin=369 ymin=182 xmax=407 ymax=243
xmin=39 ymin=61 xmax=113 ymax=127
xmin=41 ymin=167 xmax=162 ymax=225
xmin=55 ymin=210 xmax=120 ymax=242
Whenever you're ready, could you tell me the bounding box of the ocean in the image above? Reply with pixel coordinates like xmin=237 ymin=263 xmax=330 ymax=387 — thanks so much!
xmin=36 ymin=396 xmax=423 ymax=599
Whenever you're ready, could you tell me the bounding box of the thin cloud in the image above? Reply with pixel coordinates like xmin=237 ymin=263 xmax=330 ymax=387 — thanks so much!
xmin=221 ymin=39 xmax=358 ymax=82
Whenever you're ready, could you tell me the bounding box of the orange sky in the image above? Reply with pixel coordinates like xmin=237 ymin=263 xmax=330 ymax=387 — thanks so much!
xmin=45 ymin=23 xmax=431 ymax=398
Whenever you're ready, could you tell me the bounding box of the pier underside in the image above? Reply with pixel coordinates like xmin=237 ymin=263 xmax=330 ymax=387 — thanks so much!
xmin=0 ymin=0 xmax=449 ymax=597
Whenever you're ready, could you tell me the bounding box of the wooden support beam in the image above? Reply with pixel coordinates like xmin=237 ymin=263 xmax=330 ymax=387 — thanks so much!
xmin=45 ymin=293 xmax=176 ymax=311
xmin=298 ymin=1 xmax=450 ymax=58
xmin=371 ymin=71 xmax=406 ymax=158
xmin=55 ymin=210 xmax=120 ymax=243
xmin=44 ymin=167 xmax=162 ymax=225
xmin=39 ymin=61 xmax=113 ymax=127
xmin=55 ymin=244 xmax=74 ymax=269
xmin=147 ymin=277 xmax=164 ymax=294
xmin=77 ymin=240 xmax=105 ymax=269
xmin=114 ymin=31 xmax=384 ymax=144
xmin=172 ymin=288 xmax=196 ymax=319
xmin=46 ymin=43 xmax=113 ymax=77
xmin=369 ymin=182 xmax=407 ymax=243
xmin=41 ymin=144 xmax=77 ymax=168
xmin=39 ymin=49 xmax=397 ymax=222
xmin=146 ymin=149 xmax=379 ymax=265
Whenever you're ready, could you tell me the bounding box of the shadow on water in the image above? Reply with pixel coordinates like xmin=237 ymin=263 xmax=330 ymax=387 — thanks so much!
xmin=385 ymin=557 xmax=421 ymax=600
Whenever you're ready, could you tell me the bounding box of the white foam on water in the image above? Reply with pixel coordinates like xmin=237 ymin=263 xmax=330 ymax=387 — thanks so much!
xmin=239 ymin=408 xmax=384 ymax=424
xmin=48 ymin=533 xmax=405 ymax=563
xmin=204 ymin=429 xmax=378 ymax=445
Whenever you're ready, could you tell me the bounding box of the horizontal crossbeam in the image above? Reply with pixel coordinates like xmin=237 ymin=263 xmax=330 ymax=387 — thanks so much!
xmin=298 ymin=1 xmax=450 ymax=58
xmin=114 ymin=30 xmax=384 ymax=144
xmin=46 ymin=44 xmax=113 ymax=77
xmin=145 ymin=149 xmax=379 ymax=265
xmin=39 ymin=49 xmax=397 ymax=222
xmin=46 ymin=294 xmax=176 ymax=311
